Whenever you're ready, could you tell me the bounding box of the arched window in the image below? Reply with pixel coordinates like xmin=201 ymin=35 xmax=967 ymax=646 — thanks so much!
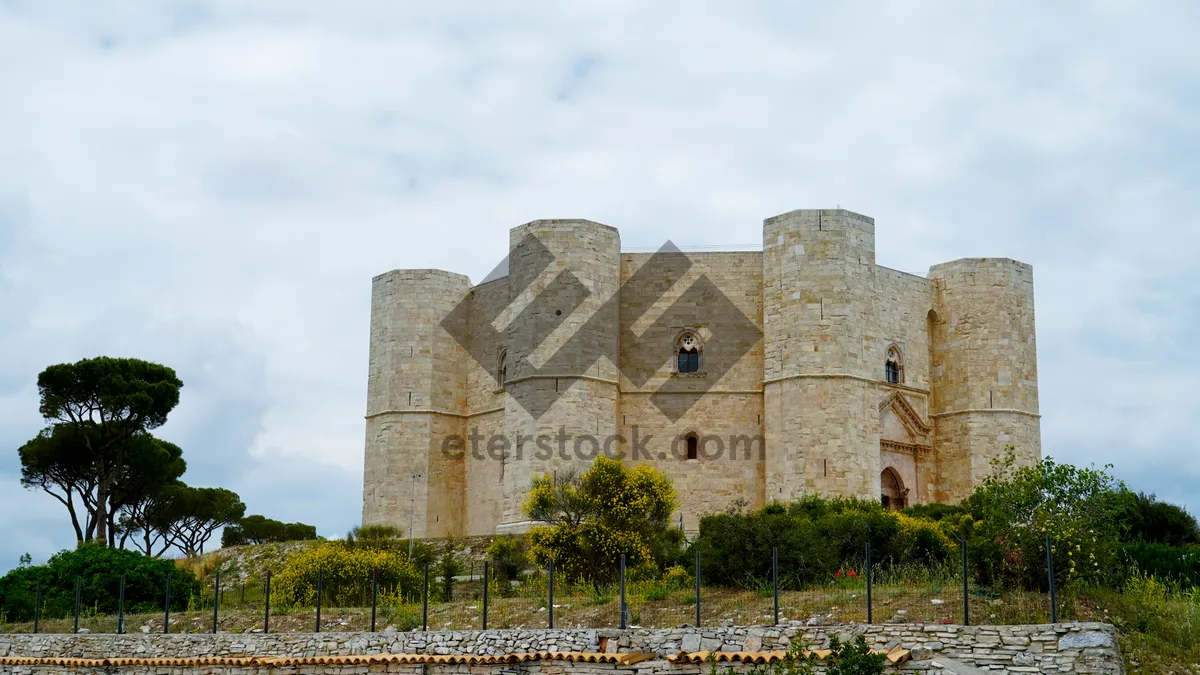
xmin=885 ymin=345 xmax=903 ymax=384
xmin=677 ymin=332 xmax=701 ymax=374
xmin=686 ymin=433 xmax=699 ymax=460
xmin=496 ymin=349 xmax=508 ymax=391
xmin=881 ymin=467 xmax=906 ymax=510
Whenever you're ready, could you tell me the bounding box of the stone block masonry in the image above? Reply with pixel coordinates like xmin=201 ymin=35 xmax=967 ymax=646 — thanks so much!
xmin=1 ymin=623 xmax=1123 ymax=674
xmin=364 ymin=209 xmax=1043 ymax=535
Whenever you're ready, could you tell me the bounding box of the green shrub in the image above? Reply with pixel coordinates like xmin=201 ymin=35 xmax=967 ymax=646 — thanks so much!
xmin=693 ymin=498 xmax=954 ymax=588
xmin=437 ymin=549 xmax=461 ymax=602
xmin=964 ymin=451 xmax=1128 ymax=589
xmin=487 ymin=536 xmax=527 ymax=597
xmin=345 ymin=525 xmax=403 ymax=545
xmin=825 ymin=634 xmax=887 ymax=675
xmin=643 ymin=584 xmax=671 ymax=601
xmin=1122 ymin=543 xmax=1200 ymax=586
xmin=0 ymin=543 xmax=198 ymax=622
xmin=902 ymin=502 xmax=968 ymax=521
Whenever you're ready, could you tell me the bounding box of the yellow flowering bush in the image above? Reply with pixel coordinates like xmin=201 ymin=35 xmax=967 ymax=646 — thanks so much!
xmin=891 ymin=511 xmax=956 ymax=562
xmin=524 ymin=456 xmax=681 ymax=591
xmin=272 ymin=544 xmax=421 ymax=607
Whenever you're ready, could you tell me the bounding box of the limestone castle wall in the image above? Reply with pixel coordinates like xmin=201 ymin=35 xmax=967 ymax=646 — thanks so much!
xmin=462 ymin=277 xmax=510 ymax=535
xmin=362 ymin=209 xmax=1042 ymax=536
xmin=618 ymin=251 xmax=765 ymax=527
xmin=499 ymin=220 xmax=621 ymax=531
xmin=928 ymin=258 xmax=1040 ymax=502
xmin=362 ymin=269 xmax=472 ymax=537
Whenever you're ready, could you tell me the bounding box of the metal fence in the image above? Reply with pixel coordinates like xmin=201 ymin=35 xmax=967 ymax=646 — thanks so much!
xmin=3 ymin=535 xmax=1077 ymax=635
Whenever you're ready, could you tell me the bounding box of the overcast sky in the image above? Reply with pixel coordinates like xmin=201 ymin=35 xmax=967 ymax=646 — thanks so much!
xmin=2 ymin=1 xmax=1198 ymax=569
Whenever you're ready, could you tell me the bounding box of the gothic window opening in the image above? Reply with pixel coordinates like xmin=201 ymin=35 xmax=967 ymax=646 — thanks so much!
xmin=885 ymin=345 xmax=904 ymax=384
xmin=677 ymin=332 xmax=702 ymax=373
xmin=686 ymin=433 xmax=699 ymax=460
xmin=497 ymin=349 xmax=508 ymax=391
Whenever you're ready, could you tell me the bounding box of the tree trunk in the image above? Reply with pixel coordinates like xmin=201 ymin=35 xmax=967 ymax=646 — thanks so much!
xmin=60 ymin=489 xmax=84 ymax=544
xmin=94 ymin=467 xmax=108 ymax=545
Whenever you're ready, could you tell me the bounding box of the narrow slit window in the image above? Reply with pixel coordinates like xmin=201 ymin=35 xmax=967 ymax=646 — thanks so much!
xmin=496 ymin=349 xmax=508 ymax=390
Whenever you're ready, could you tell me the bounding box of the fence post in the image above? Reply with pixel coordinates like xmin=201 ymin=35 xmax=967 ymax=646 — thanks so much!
xmin=482 ymin=561 xmax=490 ymax=630
xmin=548 ymin=559 xmax=555 ymax=629
xmin=961 ymin=537 xmax=969 ymax=626
xmin=772 ymin=547 xmax=779 ymax=626
xmin=33 ymin=578 xmax=41 ymax=634
xmin=212 ymin=571 xmax=220 ymax=634
xmin=264 ymin=570 xmax=272 ymax=635
xmin=865 ymin=543 xmax=872 ymax=625
xmin=163 ymin=571 xmax=171 ymax=634
xmin=694 ymin=548 xmax=701 ymax=628
xmin=1046 ymin=534 xmax=1058 ymax=623
xmin=619 ymin=554 xmax=627 ymax=629
xmin=73 ymin=575 xmax=81 ymax=634
xmin=241 ymin=582 xmax=245 ymax=605
xmin=422 ymin=563 xmax=429 ymax=631
xmin=117 ymin=575 xmax=126 ymax=635
xmin=315 ymin=568 xmax=323 ymax=633
xmin=370 ymin=568 xmax=378 ymax=632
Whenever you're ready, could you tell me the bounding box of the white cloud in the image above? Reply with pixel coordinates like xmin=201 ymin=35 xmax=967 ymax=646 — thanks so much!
xmin=1 ymin=0 xmax=1198 ymax=566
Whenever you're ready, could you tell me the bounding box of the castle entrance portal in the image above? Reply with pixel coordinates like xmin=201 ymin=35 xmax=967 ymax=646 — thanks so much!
xmin=880 ymin=467 xmax=907 ymax=510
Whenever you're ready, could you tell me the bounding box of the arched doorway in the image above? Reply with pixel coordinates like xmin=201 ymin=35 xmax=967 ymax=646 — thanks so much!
xmin=881 ymin=467 xmax=907 ymax=510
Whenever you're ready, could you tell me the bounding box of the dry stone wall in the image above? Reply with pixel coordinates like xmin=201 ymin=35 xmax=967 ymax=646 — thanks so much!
xmin=1 ymin=623 xmax=1122 ymax=675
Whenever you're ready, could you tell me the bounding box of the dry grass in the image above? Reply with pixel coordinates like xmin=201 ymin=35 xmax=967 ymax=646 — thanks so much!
xmin=0 ymin=582 xmax=1071 ymax=634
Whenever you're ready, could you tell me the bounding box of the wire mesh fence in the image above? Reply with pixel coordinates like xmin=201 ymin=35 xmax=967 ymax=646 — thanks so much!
xmin=0 ymin=539 xmax=1080 ymax=634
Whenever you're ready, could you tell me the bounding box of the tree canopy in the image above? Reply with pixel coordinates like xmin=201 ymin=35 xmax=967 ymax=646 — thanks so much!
xmin=158 ymin=485 xmax=246 ymax=556
xmin=222 ymin=515 xmax=319 ymax=547
xmin=34 ymin=357 xmax=183 ymax=545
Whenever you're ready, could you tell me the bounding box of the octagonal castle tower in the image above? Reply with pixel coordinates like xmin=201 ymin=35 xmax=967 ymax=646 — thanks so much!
xmin=363 ymin=209 xmax=1041 ymax=535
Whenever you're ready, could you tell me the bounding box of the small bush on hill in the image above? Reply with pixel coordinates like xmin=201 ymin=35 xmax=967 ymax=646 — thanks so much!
xmin=345 ymin=525 xmax=404 ymax=545
xmin=0 ymin=543 xmax=197 ymax=621
xmin=342 ymin=525 xmax=438 ymax=571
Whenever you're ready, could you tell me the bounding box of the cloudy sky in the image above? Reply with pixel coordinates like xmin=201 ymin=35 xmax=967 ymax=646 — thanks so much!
xmin=2 ymin=1 xmax=1198 ymax=569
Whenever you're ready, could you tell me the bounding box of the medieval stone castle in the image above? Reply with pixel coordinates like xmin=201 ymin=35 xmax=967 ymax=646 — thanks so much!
xmin=362 ymin=209 xmax=1040 ymax=536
